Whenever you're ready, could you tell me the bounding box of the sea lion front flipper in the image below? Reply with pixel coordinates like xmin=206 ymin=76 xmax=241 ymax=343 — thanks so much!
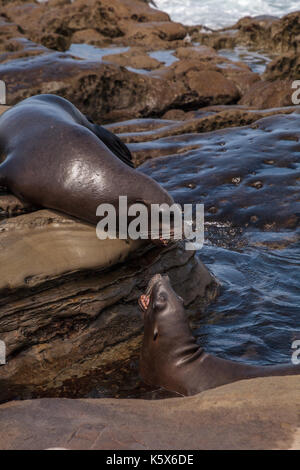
xmin=0 ymin=164 xmax=8 ymax=189
xmin=87 ymin=117 xmax=134 ymax=168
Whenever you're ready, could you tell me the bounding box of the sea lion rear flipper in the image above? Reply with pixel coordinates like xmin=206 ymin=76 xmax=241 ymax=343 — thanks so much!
xmin=87 ymin=118 xmax=134 ymax=168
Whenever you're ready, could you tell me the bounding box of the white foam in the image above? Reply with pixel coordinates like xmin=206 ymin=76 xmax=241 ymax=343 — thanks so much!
xmin=154 ymin=0 xmax=300 ymax=28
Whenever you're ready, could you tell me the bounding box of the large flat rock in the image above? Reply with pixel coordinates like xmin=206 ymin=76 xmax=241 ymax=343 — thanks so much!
xmin=0 ymin=376 xmax=299 ymax=450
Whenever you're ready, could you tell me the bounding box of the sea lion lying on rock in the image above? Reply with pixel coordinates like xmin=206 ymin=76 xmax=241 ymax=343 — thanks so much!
xmin=0 ymin=94 xmax=174 ymax=244
xmin=139 ymin=274 xmax=300 ymax=396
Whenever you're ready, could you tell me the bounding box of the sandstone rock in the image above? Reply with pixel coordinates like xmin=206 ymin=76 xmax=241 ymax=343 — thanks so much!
xmin=71 ymin=28 xmax=110 ymax=47
xmin=123 ymin=21 xmax=187 ymax=48
xmin=1 ymin=50 xmax=253 ymax=122
xmin=186 ymin=70 xmax=240 ymax=106
xmin=1 ymin=0 xmax=179 ymax=52
xmin=189 ymin=11 xmax=300 ymax=54
xmin=175 ymin=45 xmax=217 ymax=60
xmin=263 ymin=52 xmax=300 ymax=81
xmin=0 ymin=376 xmax=299 ymax=449
xmin=0 ymin=202 xmax=218 ymax=402
xmin=239 ymin=79 xmax=294 ymax=108
xmin=103 ymin=47 xmax=163 ymax=70
xmin=0 ymin=53 xmax=188 ymax=122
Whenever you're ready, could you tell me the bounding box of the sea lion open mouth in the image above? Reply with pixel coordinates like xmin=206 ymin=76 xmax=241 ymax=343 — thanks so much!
xmin=138 ymin=274 xmax=163 ymax=312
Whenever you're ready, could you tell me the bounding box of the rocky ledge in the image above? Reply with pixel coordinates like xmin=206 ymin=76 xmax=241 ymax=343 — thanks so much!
xmin=0 ymin=199 xmax=218 ymax=403
xmin=0 ymin=376 xmax=299 ymax=450
xmin=1 ymin=2 xmax=300 ymax=120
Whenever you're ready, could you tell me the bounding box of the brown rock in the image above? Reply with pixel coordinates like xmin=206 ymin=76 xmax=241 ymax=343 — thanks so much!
xmin=0 ymin=376 xmax=299 ymax=449
xmin=239 ymin=79 xmax=294 ymax=108
xmin=1 ymin=0 xmax=178 ymax=52
xmin=0 ymin=53 xmax=188 ymax=122
xmin=123 ymin=21 xmax=187 ymax=47
xmin=263 ymin=52 xmax=300 ymax=81
xmin=186 ymin=70 xmax=240 ymax=106
xmin=189 ymin=11 xmax=300 ymax=54
xmin=175 ymin=45 xmax=217 ymax=60
xmin=71 ymin=28 xmax=109 ymax=47
xmin=103 ymin=47 xmax=163 ymax=70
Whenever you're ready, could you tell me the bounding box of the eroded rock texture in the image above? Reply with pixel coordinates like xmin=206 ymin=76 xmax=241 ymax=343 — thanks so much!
xmin=0 ymin=201 xmax=218 ymax=402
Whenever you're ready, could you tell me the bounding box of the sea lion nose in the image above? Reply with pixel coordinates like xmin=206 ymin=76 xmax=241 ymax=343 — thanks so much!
xmin=146 ymin=273 xmax=163 ymax=293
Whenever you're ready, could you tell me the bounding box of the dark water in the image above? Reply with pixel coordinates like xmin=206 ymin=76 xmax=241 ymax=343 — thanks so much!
xmin=197 ymin=234 xmax=300 ymax=365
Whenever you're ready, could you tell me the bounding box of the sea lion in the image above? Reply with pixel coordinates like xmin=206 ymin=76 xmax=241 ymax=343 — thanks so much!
xmin=0 ymin=94 xmax=174 ymax=242
xmin=139 ymin=274 xmax=300 ymax=396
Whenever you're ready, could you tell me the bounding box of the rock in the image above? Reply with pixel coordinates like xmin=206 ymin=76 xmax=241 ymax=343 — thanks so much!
xmin=239 ymin=79 xmax=294 ymax=108
xmin=186 ymin=70 xmax=240 ymax=106
xmin=1 ymin=0 xmax=181 ymax=51
xmin=123 ymin=21 xmax=187 ymax=48
xmin=0 ymin=53 xmax=188 ymax=122
xmin=263 ymin=52 xmax=300 ymax=81
xmin=0 ymin=203 xmax=218 ymax=402
xmin=0 ymin=191 xmax=36 ymax=218
xmin=103 ymin=47 xmax=163 ymax=70
xmin=1 ymin=50 xmax=256 ymax=122
xmin=189 ymin=11 xmax=300 ymax=54
xmin=71 ymin=28 xmax=110 ymax=47
xmin=0 ymin=376 xmax=299 ymax=449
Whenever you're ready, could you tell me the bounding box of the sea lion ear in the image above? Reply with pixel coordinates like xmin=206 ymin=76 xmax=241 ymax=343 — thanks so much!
xmin=153 ymin=326 xmax=158 ymax=341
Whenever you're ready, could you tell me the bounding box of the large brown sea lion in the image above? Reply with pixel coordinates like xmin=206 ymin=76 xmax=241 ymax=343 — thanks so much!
xmin=0 ymin=94 xmax=174 ymax=241
xmin=139 ymin=274 xmax=300 ymax=396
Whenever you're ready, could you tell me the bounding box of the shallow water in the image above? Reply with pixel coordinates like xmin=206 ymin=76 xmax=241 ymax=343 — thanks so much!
xmin=218 ymin=46 xmax=274 ymax=74
xmin=68 ymin=44 xmax=130 ymax=61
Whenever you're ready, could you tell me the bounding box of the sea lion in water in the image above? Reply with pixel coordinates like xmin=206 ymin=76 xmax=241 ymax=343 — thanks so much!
xmin=0 ymin=94 xmax=174 ymax=242
xmin=139 ymin=274 xmax=300 ymax=396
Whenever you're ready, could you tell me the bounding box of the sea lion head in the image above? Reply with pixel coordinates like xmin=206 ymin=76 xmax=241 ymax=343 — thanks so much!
xmin=139 ymin=274 xmax=196 ymax=392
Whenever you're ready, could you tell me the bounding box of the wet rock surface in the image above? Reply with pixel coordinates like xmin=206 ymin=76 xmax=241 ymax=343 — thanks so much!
xmin=2 ymin=3 xmax=298 ymax=122
xmin=0 ymin=376 xmax=299 ymax=450
xmin=189 ymin=11 xmax=300 ymax=54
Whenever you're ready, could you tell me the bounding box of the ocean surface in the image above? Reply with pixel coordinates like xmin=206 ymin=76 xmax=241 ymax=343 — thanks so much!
xmin=154 ymin=0 xmax=300 ymax=28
